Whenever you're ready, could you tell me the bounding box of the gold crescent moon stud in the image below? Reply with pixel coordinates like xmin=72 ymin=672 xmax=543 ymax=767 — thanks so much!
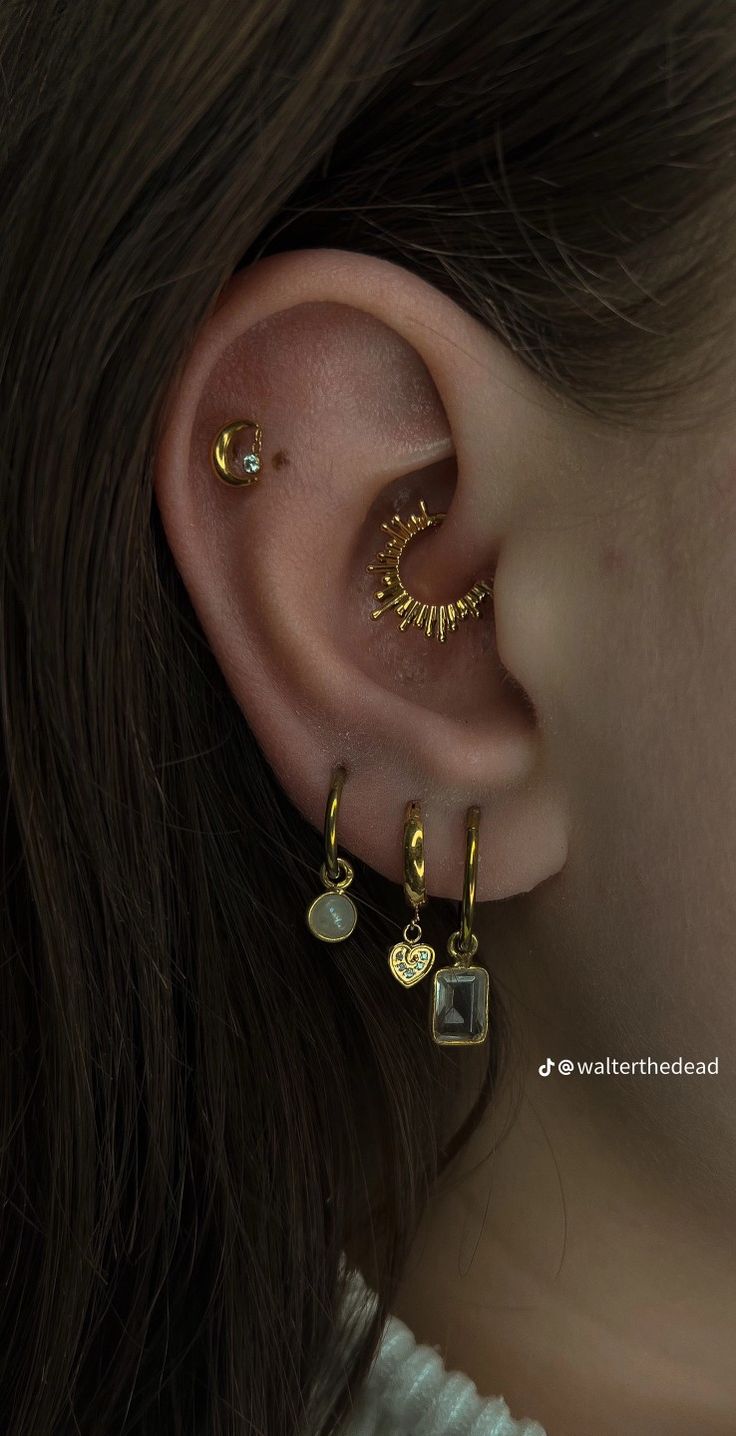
xmin=366 ymin=498 xmax=493 ymax=642
xmin=211 ymin=420 xmax=263 ymax=486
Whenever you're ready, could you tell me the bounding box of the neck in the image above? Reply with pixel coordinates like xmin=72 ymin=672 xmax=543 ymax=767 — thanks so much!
xmin=393 ymin=947 xmax=736 ymax=1436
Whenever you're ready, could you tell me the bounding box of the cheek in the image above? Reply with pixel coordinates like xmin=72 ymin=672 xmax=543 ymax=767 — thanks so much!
xmin=599 ymin=540 xmax=628 ymax=575
xmin=500 ymin=506 xmax=736 ymax=1059
xmin=498 ymin=498 xmax=736 ymax=1187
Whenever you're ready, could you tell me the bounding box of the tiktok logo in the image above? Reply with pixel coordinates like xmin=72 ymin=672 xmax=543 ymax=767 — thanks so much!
xmin=538 ymin=1057 xmax=556 ymax=1077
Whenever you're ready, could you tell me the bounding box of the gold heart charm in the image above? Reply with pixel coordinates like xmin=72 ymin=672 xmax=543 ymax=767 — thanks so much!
xmin=389 ymin=941 xmax=436 ymax=987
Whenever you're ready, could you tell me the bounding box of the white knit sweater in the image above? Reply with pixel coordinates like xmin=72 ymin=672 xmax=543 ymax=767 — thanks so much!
xmin=340 ymin=1275 xmax=547 ymax=1436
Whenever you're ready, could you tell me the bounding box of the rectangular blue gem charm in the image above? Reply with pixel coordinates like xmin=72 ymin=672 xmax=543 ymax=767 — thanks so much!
xmin=432 ymin=964 xmax=489 ymax=1046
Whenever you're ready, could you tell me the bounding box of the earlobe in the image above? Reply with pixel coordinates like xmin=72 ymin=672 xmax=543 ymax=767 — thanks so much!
xmin=153 ymin=248 xmax=570 ymax=901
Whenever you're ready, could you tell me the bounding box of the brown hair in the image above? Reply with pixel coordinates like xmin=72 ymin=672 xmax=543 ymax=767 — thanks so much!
xmin=1 ymin=1 xmax=734 ymax=1431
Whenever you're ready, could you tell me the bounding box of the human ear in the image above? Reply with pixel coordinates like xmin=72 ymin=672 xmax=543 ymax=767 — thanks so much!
xmin=153 ymin=249 xmax=569 ymax=900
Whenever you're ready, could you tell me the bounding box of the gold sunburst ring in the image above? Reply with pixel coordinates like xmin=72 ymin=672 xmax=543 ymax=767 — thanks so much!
xmin=366 ymin=498 xmax=493 ymax=642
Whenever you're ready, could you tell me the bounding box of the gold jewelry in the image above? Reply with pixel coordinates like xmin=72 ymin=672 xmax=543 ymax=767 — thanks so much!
xmin=431 ymin=806 xmax=489 ymax=1045
xmin=366 ymin=498 xmax=493 ymax=642
xmin=306 ymin=765 xmax=358 ymax=942
xmin=211 ymin=419 xmax=263 ymax=486
xmin=388 ymin=800 xmax=435 ymax=987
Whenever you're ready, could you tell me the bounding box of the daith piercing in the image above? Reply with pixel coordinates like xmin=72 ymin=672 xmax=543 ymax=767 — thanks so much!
xmin=366 ymin=498 xmax=493 ymax=642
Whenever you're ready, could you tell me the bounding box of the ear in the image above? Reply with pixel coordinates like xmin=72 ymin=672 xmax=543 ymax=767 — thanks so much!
xmin=153 ymin=249 xmax=569 ymax=900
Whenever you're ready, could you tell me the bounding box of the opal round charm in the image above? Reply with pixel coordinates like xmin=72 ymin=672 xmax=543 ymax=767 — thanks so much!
xmin=389 ymin=940 xmax=435 ymax=987
xmin=306 ymin=887 xmax=357 ymax=942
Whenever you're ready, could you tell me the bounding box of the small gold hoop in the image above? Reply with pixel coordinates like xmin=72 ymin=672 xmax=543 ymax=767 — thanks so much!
xmin=403 ymin=800 xmax=427 ymax=910
xmin=366 ymin=498 xmax=493 ymax=642
xmin=306 ymin=766 xmax=357 ymax=942
xmin=211 ymin=419 xmax=263 ymax=486
xmin=448 ymin=806 xmax=480 ymax=958
xmin=324 ymin=765 xmax=347 ymax=884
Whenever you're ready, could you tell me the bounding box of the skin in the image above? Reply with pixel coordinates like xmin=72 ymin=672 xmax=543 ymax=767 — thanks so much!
xmin=154 ymin=248 xmax=736 ymax=1436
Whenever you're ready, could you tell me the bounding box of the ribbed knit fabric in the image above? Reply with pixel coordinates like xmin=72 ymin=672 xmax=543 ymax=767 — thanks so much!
xmin=339 ymin=1272 xmax=547 ymax=1436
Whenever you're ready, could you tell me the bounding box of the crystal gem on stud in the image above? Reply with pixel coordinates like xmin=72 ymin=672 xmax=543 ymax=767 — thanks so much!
xmin=243 ymin=452 xmax=261 ymax=475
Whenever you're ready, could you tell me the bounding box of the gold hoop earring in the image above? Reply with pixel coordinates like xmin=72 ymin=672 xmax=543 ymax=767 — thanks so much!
xmin=431 ymin=806 xmax=489 ymax=1045
xmin=211 ymin=419 xmax=263 ymax=486
xmin=306 ymin=765 xmax=358 ymax=942
xmin=366 ymin=498 xmax=493 ymax=642
xmin=388 ymin=800 xmax=436 ymax=986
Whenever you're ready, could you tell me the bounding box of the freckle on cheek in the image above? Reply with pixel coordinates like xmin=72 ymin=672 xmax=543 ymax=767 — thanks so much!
xmin=600 ymin=543 xmax=626 ymax=574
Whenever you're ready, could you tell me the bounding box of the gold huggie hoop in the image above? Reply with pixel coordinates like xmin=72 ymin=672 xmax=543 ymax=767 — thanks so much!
xmin=211 ymin=419 xmax=263 ymax=486
xmin=403 ymin=800 xmax=427 ymax=910
xmin=306 ymin=765 xmax=358 ymax=942
xmin=388 ymin=800 xmax=435 ymax=986
xmin=323 ymin=765 xmax=344 ymax=885
xmin=431 ymin=806 xmax=489 ymax=1045
xmin=457 ymin=805 xmax=479 ymax=958
xmin=366 ymin=498 xmax=493 ymax=642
